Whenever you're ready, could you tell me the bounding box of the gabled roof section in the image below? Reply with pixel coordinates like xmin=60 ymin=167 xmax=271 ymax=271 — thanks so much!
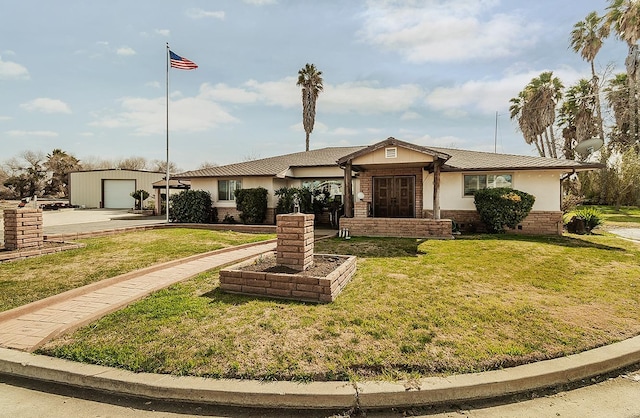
xmin=336 ymin=137 xmax=451 ymax=165
xmin=429 ymin=146 xmax=603 ymax=172
xmin=174 ymin=146 xmax=366 ymax=179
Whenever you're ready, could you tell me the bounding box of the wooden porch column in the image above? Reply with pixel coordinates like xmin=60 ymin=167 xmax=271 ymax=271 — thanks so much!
xmin=344 ymin=161 xmax=353 ymax=218
xmin=433 ymin=159 xmax=441 ymax=220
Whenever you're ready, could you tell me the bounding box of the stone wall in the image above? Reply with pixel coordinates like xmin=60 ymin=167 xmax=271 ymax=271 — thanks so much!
xmin=339 ymin=217 xmax=452 ymax=239
xmin=3 ymin=209 xmax=44 ymax=250
xmin=424 ymin=210 xmax=563 ymax=235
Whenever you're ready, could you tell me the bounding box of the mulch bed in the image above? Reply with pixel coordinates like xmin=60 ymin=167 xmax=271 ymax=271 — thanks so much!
xmin=240 ymin=253 xmax=347 ymax=276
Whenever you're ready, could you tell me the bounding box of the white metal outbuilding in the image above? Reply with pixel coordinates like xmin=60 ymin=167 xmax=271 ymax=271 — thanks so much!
xmin=69 ymin=169 xmax=165 ymax=209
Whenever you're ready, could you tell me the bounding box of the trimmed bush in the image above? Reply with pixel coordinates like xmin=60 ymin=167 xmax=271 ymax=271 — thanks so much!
xmin=568 ymin=207 xmax=603 ymax=233
xmin=474 ymin=187 xmax=535 ymax=233
xmin=235 ymin=187 xmax=268 ymax=224
xmin=169 ymin=190 xmax=214 ymax=223
xmin=275 ymin=187 xmax=314 ymax=214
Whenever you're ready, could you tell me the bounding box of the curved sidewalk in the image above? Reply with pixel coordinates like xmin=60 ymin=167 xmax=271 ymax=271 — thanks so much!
xmin=0 ymin=238 xmax=639 ymax=410
xmin=0 ymin=240 xmax=277 ymax=352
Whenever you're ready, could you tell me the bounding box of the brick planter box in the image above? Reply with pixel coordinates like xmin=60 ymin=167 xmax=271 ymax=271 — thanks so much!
xmin=219 ymin=253 xmax=357 ymax=303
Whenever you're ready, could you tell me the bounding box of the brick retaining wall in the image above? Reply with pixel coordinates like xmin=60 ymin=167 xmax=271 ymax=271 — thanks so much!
xmin=3 ymin=209 xmax=43 ymax=250
xmin=220 ymin=254 xmax=356 ymax=303
xmin=339 ymin=217 xmax=452 ymax=239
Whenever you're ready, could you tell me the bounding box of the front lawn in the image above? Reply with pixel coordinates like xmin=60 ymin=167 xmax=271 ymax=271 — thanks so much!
xmin=0 ymin=229 xmax=275 ymax=312
xmin=38 ymin=232 xmax=640 ymax=382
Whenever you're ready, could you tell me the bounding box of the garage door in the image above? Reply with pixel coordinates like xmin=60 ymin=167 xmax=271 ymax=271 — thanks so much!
xmin=103 ymin=180 xmax=135 ymax=208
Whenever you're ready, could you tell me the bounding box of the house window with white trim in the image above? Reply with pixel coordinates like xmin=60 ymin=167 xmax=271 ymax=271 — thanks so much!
xmin=218 ymin=179 xmax=242 ymax=201
xmin=463 ymin=174 xmax=512 ymax=196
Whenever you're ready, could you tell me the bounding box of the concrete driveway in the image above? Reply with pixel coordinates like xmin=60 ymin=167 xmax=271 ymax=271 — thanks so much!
xmin=0 ymin=208 xmax=166 ymax=245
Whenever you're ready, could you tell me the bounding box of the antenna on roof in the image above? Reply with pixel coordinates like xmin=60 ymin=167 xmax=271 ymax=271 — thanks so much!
xmin=574 ymin=137 xmax=604 ymax=157
xmin=494 ymin=111 xmax=499 ymax=153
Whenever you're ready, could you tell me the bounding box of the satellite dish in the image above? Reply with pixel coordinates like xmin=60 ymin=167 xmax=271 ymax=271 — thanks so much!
xmin=574 ymin=137 xmax=604 ymax=157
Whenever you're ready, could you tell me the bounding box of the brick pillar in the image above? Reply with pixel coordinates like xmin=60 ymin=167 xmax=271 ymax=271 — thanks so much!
xmin=276 ymin=213 xmax=314 ymax=271
xmin=3 ymin=208 xmax=44 ymax=251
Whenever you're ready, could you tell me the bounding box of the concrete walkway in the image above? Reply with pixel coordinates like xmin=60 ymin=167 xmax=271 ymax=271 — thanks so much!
xmin=0 ymin=240 xmax=276 ymax=352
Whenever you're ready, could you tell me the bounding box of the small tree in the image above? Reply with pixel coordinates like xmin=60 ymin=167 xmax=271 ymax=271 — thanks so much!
xmin=235 ymin=187 xmax=268 ymax=224
xmin=130 ymin=189 xmax=150 ymax=210
xmin=169 ymin=190 xmax=214 ymax=223
xmin=474 ymin=188 xmax=536 ymax=233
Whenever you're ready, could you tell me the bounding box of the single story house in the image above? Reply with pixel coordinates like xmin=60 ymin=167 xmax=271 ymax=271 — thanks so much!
xmin=69 ymin=169 xmax=166 ymax=209
xmin=173 ymin=137 xmax=601 ymax=237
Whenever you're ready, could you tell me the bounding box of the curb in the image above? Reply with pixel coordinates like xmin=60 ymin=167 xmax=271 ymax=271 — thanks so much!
xmin=1 ymin=336 xmax=639 ymax=410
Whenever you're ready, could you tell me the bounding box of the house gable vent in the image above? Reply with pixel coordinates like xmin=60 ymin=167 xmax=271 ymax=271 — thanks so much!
xmin=385 ymin=147 xmax=397 ymax=158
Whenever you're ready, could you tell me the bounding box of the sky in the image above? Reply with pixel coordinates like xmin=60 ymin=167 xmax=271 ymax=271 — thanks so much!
xmin=0 ymin=0 xmax=630 ymax=172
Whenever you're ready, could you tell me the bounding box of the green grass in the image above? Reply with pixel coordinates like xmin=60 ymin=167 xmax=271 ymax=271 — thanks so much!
xmin=0 ymin=229 xmax=274 ymax=312
xmin=581 ymin=205 xmax=640 ymax=226
xmin=38 ymin=232 xmax=640 ymax=382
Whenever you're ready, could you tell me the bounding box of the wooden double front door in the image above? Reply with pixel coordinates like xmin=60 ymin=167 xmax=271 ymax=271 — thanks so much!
xmin=372 ymin=176 xmax=415 ymax=218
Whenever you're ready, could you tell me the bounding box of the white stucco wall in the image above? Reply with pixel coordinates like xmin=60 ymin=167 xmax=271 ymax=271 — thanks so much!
xmin=423 ymin=170 xmax=562 ymax=212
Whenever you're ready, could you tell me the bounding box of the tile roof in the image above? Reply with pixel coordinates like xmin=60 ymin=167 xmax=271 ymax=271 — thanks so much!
xmin=429 ymin=146 xmax=603 ymax=171
xmin=174 ymin=146 xmax=366 ymax=178
xmin=174 ymin=139 xmax=601 ymax=179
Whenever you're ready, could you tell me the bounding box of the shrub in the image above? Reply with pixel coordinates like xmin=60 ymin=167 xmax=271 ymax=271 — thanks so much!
xmin=275 ymin=187 xmax=314 ymax=214
xmin=474 ymin=187 xmax=535 ymax=233
xmin=130 ymin=189 xmax=149 ymax=210
xmin=169 ymin=190 xmax=214 ymax=223
xmin=571 ymin=207 xmax=603 ymax=233
xmin=235 ymin=187 xmax=268 ymax=224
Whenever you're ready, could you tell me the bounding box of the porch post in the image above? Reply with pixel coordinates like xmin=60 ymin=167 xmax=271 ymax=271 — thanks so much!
xmin=344 ymin=161 xmax=353 ymax=218
xmin=433 ymin=159 xmax=441 ymax=220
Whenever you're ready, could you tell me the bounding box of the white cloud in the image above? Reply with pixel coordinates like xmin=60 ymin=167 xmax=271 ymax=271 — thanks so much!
xmin=89 ymin=93 xmax=237 ymax=135
xmin=156 ymin=29 xmax=170 ymax=37
xmin=425 ymin=66 xmax=586 ymax=114
xmin=20 ymin=98 xmax=72 ymax=114
xmin=401 ymin=111 xmax=422 ymax=120
xmin=244 ymin=0 xmax=277 ymax=4
xmin=323 ymin=82 xmax=424 ymax=114
xmin=199 ymin=83 xmax=260 ymax=104
xmin=0 ymin=56 xmax=29 ymax=80
xmin=232 ymin=78 xmax=424 ymax=114
xmin=6 ymin=130 xmax=58 ymax=137
xmin=358 ymin=0 xmax=540 ymax=63
xmin=116 ymin=46 xmax=136 ymax=56
xmin=0 ymin=116 xmax=12 ymax=121
xmin=330 ymin=127 xmax=360 ymax=136
xmin=145 ymin=81 xmax=161 ymax=89
xmin=186 ymin=8 xmax=225 ymax=19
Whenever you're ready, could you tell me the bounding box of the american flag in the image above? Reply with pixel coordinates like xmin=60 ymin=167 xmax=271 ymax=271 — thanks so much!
xmin=169 ymin=51 xmax=198 ymax=70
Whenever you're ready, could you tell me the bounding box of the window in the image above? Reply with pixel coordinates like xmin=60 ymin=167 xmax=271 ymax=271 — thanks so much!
xmin=302 ymin=179 xmax=343 ymax=200
xmin=463 ymin=174 xmax=512 ymax=196
xmin=218 ymin=179 xmax=242 ymax=201
xmin=385 ymin=147 xmax=397 ymax=158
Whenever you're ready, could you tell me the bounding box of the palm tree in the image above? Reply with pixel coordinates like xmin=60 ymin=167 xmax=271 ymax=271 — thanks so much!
xmin=570 ymin=11 xmax=609 ymax=143
xmin=558 ymin=79 xmax=599 ymax=159
xmin=296 ymin=63 xmax=323 ymax=152
xmin=510 ymin=72 xmax=564 ymax=158
xmin=606 ymin=0 xmax=640 ymax=143
xmin=605 ymin=73 xmax=635 ymax=151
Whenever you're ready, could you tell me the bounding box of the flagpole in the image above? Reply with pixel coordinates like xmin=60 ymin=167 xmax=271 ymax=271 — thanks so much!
xmin=165 ymin=43 xmax=170 ymax=223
